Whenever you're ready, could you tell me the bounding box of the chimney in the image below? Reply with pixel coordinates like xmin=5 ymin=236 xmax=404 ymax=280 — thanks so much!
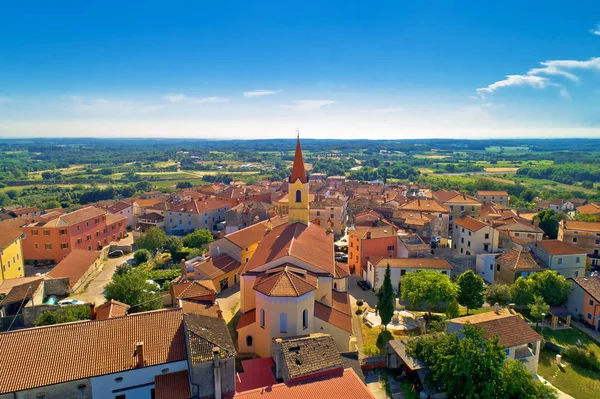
xmin=181 ymin=259 xmax=188 ymax=282
xmin=366 ymin=231 xmax=371 ymax=240
xmin=216 ymin=309 xmax=223 ymax=319
xmin=494 ymin=303 xmax=500 ymax=313
xmin=274 ymin=338 xmax=284 ymax=379
xmin=213 ymin=347 xmax=222 ymax=399
xmin=134 ymin=342 xmax=145 ymax=368
xmin=90 ymin=302 xmax=96 ymax=319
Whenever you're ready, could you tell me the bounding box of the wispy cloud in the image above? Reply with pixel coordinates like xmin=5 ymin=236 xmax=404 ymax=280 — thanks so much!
xmin=375 ymin=107 xmax=407 ymax=114
xmin=163 ymin=93 xmax=229 ymax=104
xmin=243 ymin=90 xmax=279 ymax=98
xmin=281 ymin=100 xmax=335 ymax=111
xmin=476 ymin=57 xmax=600 ymax=98
xmin=68 ymin=96 xmax=161 ymax=113
xmin=591 ymin=23 xmax=600 ymax=35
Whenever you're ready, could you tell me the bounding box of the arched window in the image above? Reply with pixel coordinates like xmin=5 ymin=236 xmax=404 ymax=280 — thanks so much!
xmin=280 ymin=313 xmax=287 ymax=333
xmin=246 ymin=335 xmax=253 ymax=346
xmin=303 ymin=309 xmax=308 ymax=330
xmin=260 ymin=309 xmax=265 ymax=329
xmin=295 ymin=190 xmax=302 ymax=203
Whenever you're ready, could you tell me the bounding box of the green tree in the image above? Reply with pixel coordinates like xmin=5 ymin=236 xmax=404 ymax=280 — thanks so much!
xmin=401 ymin=270 xmax=457 ymax=316
xmin=133 ymin=249 xmax=151 ymax=265
xmin=376 ymin=264 xmax=395 ymax=331
xmin=528 ymin=270 xmax=571 ymax=306
xmin=510 ymin=277 xmax=534 ymax=309
xmin=533 ymin=209 xmax=566 ymax=239
xmin=499 ymin=359 xmax=556 ymax=399
xmin=485 ymin=284 xmax=512 ymax=307
xmin=529 ymin=295 xmax=550 ymax=330
xmin=34 ymin=305 xmax=91 ymax=326
xmin=176 ymin=181 xmax=193 ymax=189
xmin=0 ymin=192 xmax=10 ymax=206
xmin=104 ymin=271 xmax=163 ymax=313
xmin=457 ymin=270 xmax=485 ymax=315
xmin=572 ymin=213 xmax=599 ymax=222
xmin=136 ymin=226 xmax=167 ymax=253
xmin=164 ymin=236 xmax=183 ymax=257
xmin=135 ymin=181 xmax=154 ymax=192
xmin=5 ymin=189 xmax=18 ymax=199
xmin=445 ymin=298 xmax=460 ymax=318
xmin=183 ymin=229 xmax=214 ymax=249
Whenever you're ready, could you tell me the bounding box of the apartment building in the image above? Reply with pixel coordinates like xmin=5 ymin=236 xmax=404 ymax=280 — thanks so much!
xmin=348 ymin=226 xmax=398 ymax=277
xmin=476 ymin=191 xmax=510 ymax=206
xmin=309 ymin=197 xmax=348 ymax=238
xmin=558 ymin=220 xmax=600 ymax=267
xmin=166 ymin=198 xmax=230 ymax=235
xmin=452 ymin=216 xmax=499 ymax=256
xmin=530 ymin=240 xmax=587 ymax=278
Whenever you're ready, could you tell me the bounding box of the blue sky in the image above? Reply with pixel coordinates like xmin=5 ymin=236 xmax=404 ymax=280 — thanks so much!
xmin=1 ymin=1 xmax=599 ymax=139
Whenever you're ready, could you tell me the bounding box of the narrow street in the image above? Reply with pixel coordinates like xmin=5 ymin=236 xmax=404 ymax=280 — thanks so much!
xmin=70 ymin=253 xmax=134 ymax=305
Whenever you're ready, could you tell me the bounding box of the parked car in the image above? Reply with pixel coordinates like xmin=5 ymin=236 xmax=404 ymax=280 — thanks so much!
xmin=58 ymin=299 xmax=85 ymax=307
xmin=357 ymin=280 xmax=370 ymax=291
xmin=33 ymin=259 xmax=53 ymax=268
xmin=108 ymin=250 xmax=124 ymax=258
xmin=335 ymin=253 xmax=348 ymax=263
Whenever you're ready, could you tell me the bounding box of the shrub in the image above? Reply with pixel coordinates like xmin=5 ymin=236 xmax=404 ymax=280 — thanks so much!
xmin=133 ymin=249 xmax=151 ymax=266
xmin=355 ymin=309 xmax=363 ymax=315
xmin=115 ymin=263 xmax=131 ymax=276
xmin=564 ymin=346 xmax=600 ymax=371
xmin=376 ymin=330 xmax=393 ymax=347
xmin=445 ymin=298 xmax=460 ymax=319
xmin=363 ymin=343 xmax=379 ymax=357
xmin=186 ymin=248 xmax=205 ymax=260
xmin=35 ymin=305 xmax=91 ymax=326
xmin=356 ymin=299 xmax=364 ymax=307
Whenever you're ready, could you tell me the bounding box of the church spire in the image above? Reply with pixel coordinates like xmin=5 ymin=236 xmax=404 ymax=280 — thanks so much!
xmin=289 ymin=129 xmax=308 ymax=184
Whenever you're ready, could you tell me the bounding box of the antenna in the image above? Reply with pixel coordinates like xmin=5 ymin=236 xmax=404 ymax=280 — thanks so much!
xmin=296 ymin=128 xmax=300 ymax=140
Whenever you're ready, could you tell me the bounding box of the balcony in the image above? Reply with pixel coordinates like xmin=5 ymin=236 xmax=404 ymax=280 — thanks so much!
xmin=514 ymin=346 xmax=535 ymax=363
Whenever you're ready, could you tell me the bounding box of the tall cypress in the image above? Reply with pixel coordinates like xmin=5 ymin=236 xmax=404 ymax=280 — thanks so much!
xmin=377 ymin=264 xmax=395 ymax=331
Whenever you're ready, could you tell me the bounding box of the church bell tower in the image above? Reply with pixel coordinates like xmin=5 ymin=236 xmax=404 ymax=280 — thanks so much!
xmin=288 ymin=130 xmax=310 ymax=225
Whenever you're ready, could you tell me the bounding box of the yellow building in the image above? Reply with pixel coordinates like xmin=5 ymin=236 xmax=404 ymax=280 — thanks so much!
xmin=0 ymin=228 xmax=25 ymax=282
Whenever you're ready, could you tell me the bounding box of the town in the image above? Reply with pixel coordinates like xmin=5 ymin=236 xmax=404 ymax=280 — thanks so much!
xmin=1 ymin=136 xmax=600 ymax=399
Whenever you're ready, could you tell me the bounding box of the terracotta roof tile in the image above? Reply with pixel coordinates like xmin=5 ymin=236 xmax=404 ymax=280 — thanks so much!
xmin=184 ymin=314 xmax=235 ymax=364
xmin=334 ymin=262 xmax=350 ymax=278
xmin=454 ymin=216 xmax=488 ymax=232
xmin=237 ymin=309 xmax=256 ymax=330
xmin=0 ymin=279 xmax=43 ymax=307
xmin=314 ymin=301 xmax=353 ymax=333
xmin=0 ymin=227 xmax=23 ymax=250
xmin=53 ymin=206 xmax=107 ymax=227
xmin=577 ymin=203 xmax=600 ymax=216
xmin=190 ymin=254 xmax=241 ymax=280
xmin=0 ymin=309 xmax=186 ymax=393
xmin=399 ymin=199 xmax=450 ymax=213
xmin=172 ymin=281 xmax=215 ymax=300
xmin=253 ymin=265 xmax=318 ymax=297
xmin=496 ymin=249 xmax=544 ymax=271
xmin=289 ymin=138 xmax=308 ymax=184
xmin=179 ymin=299 xmax=222 ymax=317
xmin=225 ymin=216 xmax=287 ymax=249
xmin=95 ymin=299 xmax=130 ymax=320
xmin=451 ymin=310 xmax=541 ymax=348
xmin=106 ymin=201 xmax=131 ymax=213
xmin=47 ymin=249 xmax=102 ymax=288
xmin=349 ymin=226 xmax=397 ymax=240
xmin=154 ymin=370 xmax=191 ymax=399
xmin=562 ymin=220 xmax=600 ymax=232
xmin=234 ymin=368 xmax=375 ymax=399
xmin=372 ymin=257 xmax=452 ymax=270
xmin=536 ymin=240 xmax=587 ymax=255
xmin=477 ymin=191 xmax=509 ymax=196
xmin=244 ymin=222 xmax=335 ymax=275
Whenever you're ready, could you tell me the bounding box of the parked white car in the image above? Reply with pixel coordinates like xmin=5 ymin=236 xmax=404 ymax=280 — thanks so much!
xmin=58 ymin=299 xmax=85 ymax=307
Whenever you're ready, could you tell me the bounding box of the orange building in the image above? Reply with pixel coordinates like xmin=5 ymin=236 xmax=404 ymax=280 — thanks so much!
xmin=348 ymin=226 xmax=398 ymax=277
xmin=20 ymin=206 xmax=127 ymax=263
xmin=567 ymin=276 xmax=600 ymax=331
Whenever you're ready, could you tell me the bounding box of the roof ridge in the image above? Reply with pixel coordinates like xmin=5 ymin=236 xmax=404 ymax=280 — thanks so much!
xmin=285 ymin=269 xmax=301 ymax=296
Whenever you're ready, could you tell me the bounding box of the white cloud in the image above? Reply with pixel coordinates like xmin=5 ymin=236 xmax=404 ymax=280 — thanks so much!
xmin=164 ymin=93 xmax=229 ymax=104
xmin=375 ymin=107 xmax=407 ymax=114
xmin=591 ymin=23 xmax=600 ymax=35
xmin=476 ymin=75 xmax=550 ymax=98
xmin=476 ymin=57 xmax=600 ymax=98
xmin=243 ymin=90 xmax=278 ymax=97
xmin=281 ymin=100 xmax=335 ymax=111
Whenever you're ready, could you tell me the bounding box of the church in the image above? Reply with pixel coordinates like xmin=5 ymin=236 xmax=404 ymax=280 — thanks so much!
xmin=236 ymin=136 xmax=353 ymax=357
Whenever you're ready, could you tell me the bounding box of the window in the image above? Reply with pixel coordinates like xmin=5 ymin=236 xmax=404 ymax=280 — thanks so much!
xmin=576 ymin=257 xmax=580 ymax=263
xmin=587 ymin=313 xmax=592 ymax=320
xmin=387 ymin=245 xmax=394 ymax=251
xmin=86 ymin=234 xmax=91 ymax=240
xmin=589 ymin=299 xmax=595 ymax=307
xmin=43 ymin=230 xmax=50 ymax=236
xmin=260 ymin=309 xmax=265 ymax=328
xmin=60 ymin=243 xmax=68 ymax=249
xmin=460 ymin=206 xmax=465 ymax=211
xmin=86 ymin=222 xmax=89 ymax=227
xmin=573 ymin=237 xmax=578 ymax=243
xmin=59 ymin=229 xmax=67 ymax=235
xmin=462 ymin=228 xmax=465 ymax=233
xmin=497 ymin=264 xmax=500 ymax=271
xmin=34 ymin=243 xmax=39 ymax=249
xmin=45 ymin=243 xmax=52 ymax=250
xmin=94 ymin=218 xmax=99 ymax=224
xmin=471 ymin=207 xmax=475 ymax=212
xmin=400 ymin=269 xmax=406 ymax=276
xmin=280 ymin=313 xmax=287 ymax=333
xmin=295 ymin=190 xmax=302 ymax=203
xmin=316 ymin=211 xmax=321 ymax=216
xmin=303 ymin=309 xmax=308 ymax=330
xmin=489 ymin=264 xmax=493 ymax=270
xmin=450 ymin=206 xmax=454 ymax=211
xmin=558 ymin=258 xmax=563 ymax=265
xmin=460 ymin=248 xmax=464 ymax=254
xmin=87 ymin=245 xmax=92 ymax=250
xmin=96 ymin=231 xmax=100 ymax=237
xmin=574 ymin=271 xmax=579 ymax=277
xmin=77 ymin=238 xmax=82 ymax=244
xmin=31 ymin=229 xmax=38 ymax=236
xmin=485 ymin=233 xmax=489 ymax=239
xmin=467 ymin=241 xmax=471 ymax=247
xmin=484 ymin=244 xmax=489 ymax=252
xmin=246 ymin=335 xmax=253 ymax=346
xmin=116 ymin=395 xmax=126 ymax=399
xmin=461 ymin=237 xmax=464 ymax=243
xmin=468 ymin=231 xmax=471 ymax=236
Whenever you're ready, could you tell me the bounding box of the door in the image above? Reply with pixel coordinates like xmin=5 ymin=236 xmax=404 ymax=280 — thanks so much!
xmin=220 ymin=278 xmax=229 ymax=291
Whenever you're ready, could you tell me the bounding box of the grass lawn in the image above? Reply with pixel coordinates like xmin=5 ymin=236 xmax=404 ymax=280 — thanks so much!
xmin=359 ymin=317 xmax=406 ymax=356
xmin=458 ymin=307 xmax=494 ymax=316
xmin=538 ymin=350 xmax=600 ymax=399
xmin=541 ymin=327 xmax=600 ymax=356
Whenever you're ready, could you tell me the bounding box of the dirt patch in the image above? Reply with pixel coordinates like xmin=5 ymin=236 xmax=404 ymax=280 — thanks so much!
xmin=484 ymin=167 xmax=519 ymax=173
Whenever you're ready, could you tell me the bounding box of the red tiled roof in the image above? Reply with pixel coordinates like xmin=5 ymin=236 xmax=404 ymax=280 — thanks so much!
xmin=349 ymin=226 xmax=397 ymax=240
xmin=289 ymin=138 xmax=308 ymax=184
xmin=190 ymin=254 xmax=241 ymax=280
xmin=179 ymin=299 xmax=222 ymax=317
xmin=154 ymin=370 xmax=191 ymax=399
xmin=399 ymin=199 xmax=449 ymax=213
xmin=0 ymin=279 xmax=43 ymax=306
xmin=372 ymin=257 xmax=452 ymax=270
xmin=561 ymin=220 xmax=600 ymax=232
xmin=172 ymin=281 xmax=215 ymax=300
xmin=536 ymin=240 xmax=587 ymax=255
xmin=454 ymin=216 xmax=487 ymax=232
xmin=314 ymin=301 xmax=353 ymax=333
xmin=253 ymin=265 xmax=318 ymax=297
xmin=244 ymin=222 xmax=335 ymax=276
xmin=0 ymin=227 xmax=23 ymax=250
xmin=47 ymin=249 xmax=102 ymax=288
xmin=477 ymin=191 xmax=509 ymax=196
xmin=0 ymin=309 xmax=187 ymax=393
xmin=570 ymin=276 xmax=600 ymax=302
xmin=577 ymin=203 xmax=600 ymax=216
xmin=106 ymin=201 xmax=131 ymax=213
xmin=496 ymin=249 xmax=543 ymax=271
xmin=95 ymin=299 xmax=130 ymax=320
xmin=334 ymin=262 xmax=350 ymax=278
xmin=237 ymin=309 xmax=256 ymax=330
xmin=225 ymin=216 xmax=287 ymax=249
xmin=234 ymin=368 xmax=374 ymax=399
xmin=52 ymin=206 xmax=107 ymax=227
xmin=236 ymin=357 xmax=277 ymax=393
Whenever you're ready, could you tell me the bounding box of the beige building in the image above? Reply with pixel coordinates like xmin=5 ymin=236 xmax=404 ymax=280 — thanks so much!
xmin=494 ymin=249 xmax=545 ymax=285
xmin=433 ymin=190 xmax=482 ymax=234
xmin=309 ymin=197 xmax=348 ymax=238
xmin=452 ymin=216 xmax=499 ymax=256
xmin=530 ymin=240 xmax=587 ymax=278
xmin=476 ymin=191 xmax=510 ymax=206
xmin=558 ymin=220 xmax=600 ymax=268
xmin=365 ymin=257 xmax=452 ymax=291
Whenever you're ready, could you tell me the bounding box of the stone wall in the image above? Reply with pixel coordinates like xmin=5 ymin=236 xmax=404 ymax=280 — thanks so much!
xmin=444 ymin=254 xmax=476 ymax=276
xmin=22 ymin=304 xmax=56 ymax=327
xmin=189 ymin=358 xmax=235 ymax=399
xmin=43 ymin=278 xmax=71 ymax=296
